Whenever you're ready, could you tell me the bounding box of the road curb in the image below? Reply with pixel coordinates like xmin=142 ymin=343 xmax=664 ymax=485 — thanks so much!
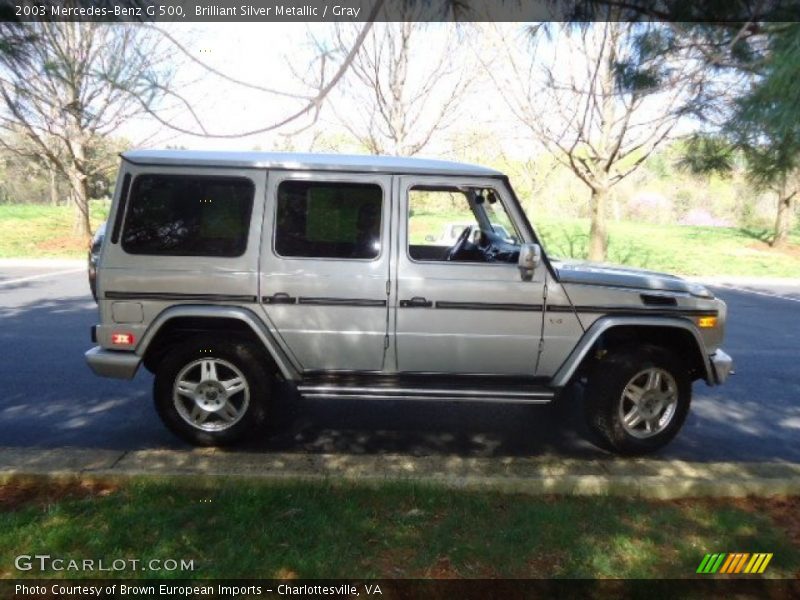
xmin=2 ymin=447 xmax=799 ymax=498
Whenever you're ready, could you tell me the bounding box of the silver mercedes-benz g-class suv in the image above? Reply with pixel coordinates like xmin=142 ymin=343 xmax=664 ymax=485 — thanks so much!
xmin=86 ymin=150 xmax=733 ymax=454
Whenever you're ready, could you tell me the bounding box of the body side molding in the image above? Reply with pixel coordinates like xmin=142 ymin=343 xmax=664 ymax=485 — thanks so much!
xmin=550 ymin=315 xmax=713 ymax=388
xmin=106 ymin=291 xmax=257 ymax=303
xmin=546 ymin=304 xmax=718 ymax=317
xmin=435 ymin=301 xmax=543 ymax=311
xmin=297 ymin=297 xmax=387 ymax=307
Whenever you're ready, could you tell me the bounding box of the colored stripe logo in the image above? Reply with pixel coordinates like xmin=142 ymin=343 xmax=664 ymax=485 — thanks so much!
xmin=697 ymin=553 xmax=773 ymax=574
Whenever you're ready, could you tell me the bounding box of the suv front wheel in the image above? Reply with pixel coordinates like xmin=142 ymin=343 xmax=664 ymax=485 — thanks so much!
xmin=585 ymin=345 xmax=691 ymax=455
xmin=154 ymin=336 xmax=269 ymax=446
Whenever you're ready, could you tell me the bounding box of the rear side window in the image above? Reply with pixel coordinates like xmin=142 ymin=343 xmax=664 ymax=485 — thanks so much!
xmin=121 ymin=175 xmax=254 ymax=257
xmin=275 ymin=180 xmax=382 ymax=259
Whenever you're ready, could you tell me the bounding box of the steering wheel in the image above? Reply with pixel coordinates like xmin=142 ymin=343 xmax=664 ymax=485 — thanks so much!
xmin=446 ymin=225 xmax=474 ymax=261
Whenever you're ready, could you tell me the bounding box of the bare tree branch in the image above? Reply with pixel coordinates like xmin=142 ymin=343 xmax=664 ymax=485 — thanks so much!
xmin=0 ymin=22 xmax=173 ymax=237
xmin=482 ymin=21 xmax=711 ymax=260
xmin=128 ymin=1 xmax=385 ymax=139
xmin=325 ymin=10 xmax=476 ymax=156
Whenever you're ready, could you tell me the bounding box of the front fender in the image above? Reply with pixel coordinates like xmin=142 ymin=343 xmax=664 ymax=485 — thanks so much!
xmin=550 ymin=315 xmax=714 ymax=388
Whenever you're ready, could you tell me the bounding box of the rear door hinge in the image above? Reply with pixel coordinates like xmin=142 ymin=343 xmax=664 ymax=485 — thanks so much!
xmin=386 ymin=280 xmax=391 ymax=296
xmin=384 ymin=334 xmax=390 ymax=349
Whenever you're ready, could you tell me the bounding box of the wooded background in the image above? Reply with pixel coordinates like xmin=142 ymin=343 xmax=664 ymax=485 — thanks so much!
xmin=1 ymin=5 xmax=798 ymax=262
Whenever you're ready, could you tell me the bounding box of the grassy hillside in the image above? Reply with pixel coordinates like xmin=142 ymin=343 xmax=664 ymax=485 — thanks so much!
xmin=411 ymin=212 xmax=800 ymax=277
xmin=0 ymin=202 xmax=109 ymax=258
xmin=536 ymin=217 xmax=800 ymax=277
xmin=0 ymin=203 xmax=798 ymax=277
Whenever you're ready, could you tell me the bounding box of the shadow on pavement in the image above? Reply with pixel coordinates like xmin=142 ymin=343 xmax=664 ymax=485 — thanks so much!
xmin=0 ymin=287 xmax=799 ymax=464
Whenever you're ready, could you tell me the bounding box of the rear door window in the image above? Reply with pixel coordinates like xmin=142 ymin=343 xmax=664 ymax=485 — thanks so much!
xmin=274 ymin=180 xmax=383 ymax=260
xmin=121 ymin=174 xmax=254 ymax=257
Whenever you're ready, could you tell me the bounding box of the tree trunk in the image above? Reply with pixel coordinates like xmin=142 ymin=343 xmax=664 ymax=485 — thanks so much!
xmin=588 ymin=186 xmax=609 ymax=261
xmin=49 ymin=167 xmax=58 ymax=206
xmin=65 ymin=130 xmax=91 ymax=240
xmin=587 ymin=25 xmax=617 ymax=263
xmin=771 ymin=192 xmax=795 ymax=248
xmin=68 ymin=166 xmax=91 ymax=240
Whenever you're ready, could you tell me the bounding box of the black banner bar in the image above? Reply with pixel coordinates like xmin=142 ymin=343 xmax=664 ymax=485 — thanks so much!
xmin=2 ymin=0 xmax=800 ymax=23
xmin=2 ymin=579 xmax=800 ymax=599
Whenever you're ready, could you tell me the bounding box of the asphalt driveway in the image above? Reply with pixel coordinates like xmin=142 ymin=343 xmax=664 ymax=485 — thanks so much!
xmin=0 ymin=262 xmax=798 ymax=462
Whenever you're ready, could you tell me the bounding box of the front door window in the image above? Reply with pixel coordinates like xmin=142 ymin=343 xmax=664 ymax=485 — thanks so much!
xmin=408 ymin=186 xmax=520 ymax=264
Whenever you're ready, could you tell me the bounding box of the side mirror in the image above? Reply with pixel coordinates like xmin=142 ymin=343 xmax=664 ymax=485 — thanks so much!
xmin=424 ymin=234 xmax=435 ymax=242
xmin=518 ymin=243 xmax=541 ymax=281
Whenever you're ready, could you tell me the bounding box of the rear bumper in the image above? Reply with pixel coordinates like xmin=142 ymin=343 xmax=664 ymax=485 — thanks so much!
xmin=85 ymin=346 xmax=141 ymax=380
xmin=709 ymin=348 xmax=734 ymax=385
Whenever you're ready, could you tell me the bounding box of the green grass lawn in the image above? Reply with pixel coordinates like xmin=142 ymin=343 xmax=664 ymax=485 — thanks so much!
xmin=0 ymin=203 xmax=798 ymax=277
xmin=410 ymin=212 xmax=800 ymax=277
xmin=536 ymin=217 xmax=800 ymax=278
xmin=1 ymin=477 xmax=797 ymax=579
xmin=0 ymin=202 xmax=109 ymax=258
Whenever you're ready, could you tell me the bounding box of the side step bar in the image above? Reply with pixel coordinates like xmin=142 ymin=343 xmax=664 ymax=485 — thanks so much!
xmin=296 ymin=385 xmax=555 ymax=404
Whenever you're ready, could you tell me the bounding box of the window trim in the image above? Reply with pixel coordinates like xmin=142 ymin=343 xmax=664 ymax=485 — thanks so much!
xmin=110 ymin=172 xmax=131 ymax=244
xmin=405 ymin=183 xmax=522 ymax=267
xmin=120 ymin=173 xmax=256 ymax=258
xmin=271 ymin=178 xmax=386 ymax=263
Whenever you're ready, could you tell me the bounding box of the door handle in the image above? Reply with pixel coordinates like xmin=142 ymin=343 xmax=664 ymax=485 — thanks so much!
xmin=400 ymin=296 xmax=433 ymax=308
xmin=262 ymin=292 xmax=297 ymax=304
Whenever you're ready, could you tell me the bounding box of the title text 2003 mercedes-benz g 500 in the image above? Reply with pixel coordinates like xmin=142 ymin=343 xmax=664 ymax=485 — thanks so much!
xmin=86 ymin=150 xmax=733 ymax=454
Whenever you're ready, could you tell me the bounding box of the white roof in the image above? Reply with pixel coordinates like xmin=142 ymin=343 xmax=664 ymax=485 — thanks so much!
xmin=121 ymin=150 xmax=502 ymax=177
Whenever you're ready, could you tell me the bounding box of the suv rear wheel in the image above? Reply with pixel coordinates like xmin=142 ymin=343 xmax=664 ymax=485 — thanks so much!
xmin=585 ymin=345 xmax=691 ymax=455
xmin=154 ymin=336 xmax=269 ymax=446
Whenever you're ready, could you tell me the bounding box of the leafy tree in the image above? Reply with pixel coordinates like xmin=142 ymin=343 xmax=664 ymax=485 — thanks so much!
xmin=566 ymin=2 xmax=799 ymax=245
xmin=680 ymin=24 xmax=800 ymax=246
xmin=490 ymin=20 xmax=712 ymax=260
xmin=0 ymin=23 xmax=170 ymax=238
xmin=0 ymin=7 xmax=386 ymax=239
xmin=728 ymin=25 xmax=800 ymax=245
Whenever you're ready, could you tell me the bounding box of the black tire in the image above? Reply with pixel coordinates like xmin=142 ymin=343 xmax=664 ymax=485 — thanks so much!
xmin=585 ymin=345 xmax=692 ymax=455
xmin=153 ymin=335 xmax=270 ymax=446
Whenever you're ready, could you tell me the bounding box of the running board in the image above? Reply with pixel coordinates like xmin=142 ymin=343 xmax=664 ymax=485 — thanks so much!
xmin=296 ymin=385 xmax=555 ymax=404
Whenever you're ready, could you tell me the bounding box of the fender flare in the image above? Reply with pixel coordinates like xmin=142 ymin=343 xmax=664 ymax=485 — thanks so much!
xmin=135 ymin=304 xmax=301 ymax=381
xmin=550 ymin=315 xmax=713 ymax=388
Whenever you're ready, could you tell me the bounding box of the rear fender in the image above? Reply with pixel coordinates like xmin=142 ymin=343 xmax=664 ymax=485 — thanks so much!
xmin=136 ymin=305 xmax=300 ymax=381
